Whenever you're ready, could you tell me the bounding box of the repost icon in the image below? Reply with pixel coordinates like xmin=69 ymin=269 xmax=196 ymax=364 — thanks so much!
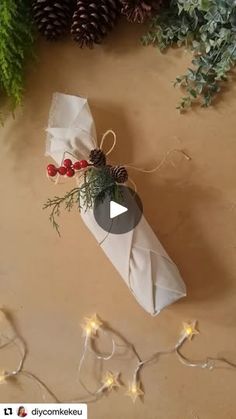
xmin=3 ymin=408 xmax=13 ymax=416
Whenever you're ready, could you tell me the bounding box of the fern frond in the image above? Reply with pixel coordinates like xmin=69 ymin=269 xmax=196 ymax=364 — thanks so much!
xmin=0 ymin=0 xmax=35 ymax=108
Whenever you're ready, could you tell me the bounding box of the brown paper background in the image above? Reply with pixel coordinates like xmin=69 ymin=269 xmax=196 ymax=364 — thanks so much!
xmin=1 ymin=21 xmax=236 ymax=418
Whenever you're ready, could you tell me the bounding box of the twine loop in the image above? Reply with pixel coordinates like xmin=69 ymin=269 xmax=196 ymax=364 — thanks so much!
xmin=100 ymin=129 xmax=117 ymax=156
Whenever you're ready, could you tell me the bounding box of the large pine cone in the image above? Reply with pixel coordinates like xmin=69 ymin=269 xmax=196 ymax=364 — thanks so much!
xmin=121 ymin=0 xmax=162 ymax=23
xmin=32 ymin=0 xmax=75 ymax=40
xmin=71 ymin=0 xmax=121 ymax=48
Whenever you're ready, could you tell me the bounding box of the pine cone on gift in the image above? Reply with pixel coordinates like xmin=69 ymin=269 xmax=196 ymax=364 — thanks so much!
xmin=89 ymin=149 xmax=107 ymax=167
xmin=121 ymin=0 xmax=162 ymax=23
xmin=71 ymin=0 xmax=121 ymax=48
xmin=32 ymin=0 xmax=75 ymax=40
xmin=110 ymin=166 xmax=128 ymax=183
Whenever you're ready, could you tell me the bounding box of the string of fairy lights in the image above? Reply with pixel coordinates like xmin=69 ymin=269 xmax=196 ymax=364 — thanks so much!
xmin=0 ymin=311 xmax=236 ymax=403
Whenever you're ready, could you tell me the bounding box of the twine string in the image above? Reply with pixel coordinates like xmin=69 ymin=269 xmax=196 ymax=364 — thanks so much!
xmin=48 ymin=131 xmax=191 ymax=195
xmin=99 ymin=131 xmax=191 ymax=176
xmin=124 ymin=149 xmax=191 ymax=175
xmin=100 ymin=130 xmax=117 ymax=156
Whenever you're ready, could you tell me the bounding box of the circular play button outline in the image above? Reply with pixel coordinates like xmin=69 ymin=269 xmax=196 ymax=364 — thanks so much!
xmin=93 ymin=185 xmax=143 ymax=235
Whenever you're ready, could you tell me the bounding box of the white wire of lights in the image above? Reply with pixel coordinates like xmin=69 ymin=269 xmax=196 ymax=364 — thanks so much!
xmin=0 ymin=311 xmax=236 ymax=404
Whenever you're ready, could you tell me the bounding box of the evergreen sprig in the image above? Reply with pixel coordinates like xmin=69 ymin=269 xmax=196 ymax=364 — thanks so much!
xmin=43 ymin=167 xmax=118 ymax=235
xmin=143 ymin=0 xmax=236 ymax=109
xmin=0 ymin=0 xmax=34 ymax=108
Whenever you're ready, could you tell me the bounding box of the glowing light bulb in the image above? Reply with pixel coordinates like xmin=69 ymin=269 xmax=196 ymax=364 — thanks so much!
xmin=82 ymin=314 xmax=102 ymax=337
xmin=106 ymin=378 xmax=113 ymax=386
xmin=182 ymin=321 xmax=199 ymax=341
xmin=126 ymin=381 xmax=144 ymax=403
xmin=102 ymin=371 xmax=120 ymax=391
xmin=186 ymin=326 xmax=193 ymax=335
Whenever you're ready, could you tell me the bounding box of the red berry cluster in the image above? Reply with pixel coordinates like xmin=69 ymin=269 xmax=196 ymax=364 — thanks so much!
xmin=47 ymin=159 xmax=89 ymax=178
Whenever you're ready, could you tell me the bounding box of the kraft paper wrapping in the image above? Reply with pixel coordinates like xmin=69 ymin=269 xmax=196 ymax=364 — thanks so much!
xmin=46 ymin=93 xmax=186 ymax=315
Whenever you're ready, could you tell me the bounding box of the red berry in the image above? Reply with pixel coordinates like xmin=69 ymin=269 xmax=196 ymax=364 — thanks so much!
xmin=58 ymin=166 xmax=67 ymax=175
xmin=80 ymin=160 xmax=88 ymax=169
xmin=47 ymin=164 xmax=55 ymax=170
xmin=47 ymin=164 xmax=57 ymax=177
xmin=63 ymin=159 xmax=72 ymax=168
xmin=73 ymin=161 xmax=81 ymax=170
xmin=66 ymin=168 xmax=75 ymax=178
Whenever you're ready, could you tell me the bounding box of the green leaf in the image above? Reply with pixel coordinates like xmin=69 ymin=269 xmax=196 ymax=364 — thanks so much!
xmin=199 ymin=0 xmax=211 ymax=11
xmin=189 ymin=88 xmax=197 ymax=97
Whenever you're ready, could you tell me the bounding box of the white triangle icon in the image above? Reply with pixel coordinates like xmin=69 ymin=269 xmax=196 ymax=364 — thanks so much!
xmin=110 ymin=201 xmax=128 ymax=219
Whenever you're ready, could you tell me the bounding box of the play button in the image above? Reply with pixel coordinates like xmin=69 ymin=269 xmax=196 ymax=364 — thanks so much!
xmin=93 ymin=185 xmax=143 ymax=234
xmin=110 ymin=201 xmax=128 ymax=219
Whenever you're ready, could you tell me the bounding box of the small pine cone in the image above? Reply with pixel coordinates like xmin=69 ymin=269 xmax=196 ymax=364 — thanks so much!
xmin=89 ymin=149 xmax=107 ymax=167
xmin=71 ymin=0 xmax=121 ymax=48
xmin=32 ymin=0 xmax=75 ymax=40
xmin=110 ymin=166 xmax=128 ymax=183
xmin=121 ymin=0 xmax=162 ymax=23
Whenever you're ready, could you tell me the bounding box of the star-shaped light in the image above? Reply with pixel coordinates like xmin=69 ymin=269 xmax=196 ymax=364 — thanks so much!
xmin=81 ymin=314 xmax=102 ymax=338
xmin=126 ymin=381 xmax=144 ymax=403
xmin=182 ymin=321 xmax=199 ymax=341
xmin=102 ymin=371 xmax=121 ymax=392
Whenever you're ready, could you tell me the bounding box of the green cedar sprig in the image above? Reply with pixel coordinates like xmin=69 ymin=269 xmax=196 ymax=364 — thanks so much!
xmin=43 ymin=167 xmax=118 ymax=236
xmin=0 ymin=0 xmax=35 ymax=109
xmin=142 ymin=0 xmax=236 ymax=110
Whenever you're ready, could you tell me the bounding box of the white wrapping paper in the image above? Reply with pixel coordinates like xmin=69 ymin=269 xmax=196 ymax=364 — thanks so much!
xmin=46 ymin=93 xmax=186 ymax=315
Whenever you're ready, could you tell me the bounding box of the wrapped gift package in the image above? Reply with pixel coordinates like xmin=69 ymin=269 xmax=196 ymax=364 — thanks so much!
xmin=46 ymin=93 xmax=186 ymax=315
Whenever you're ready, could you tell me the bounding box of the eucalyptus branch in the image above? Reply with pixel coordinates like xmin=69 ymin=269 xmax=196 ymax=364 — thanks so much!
xmin=143 ymin=0 xmax=236 ymax=109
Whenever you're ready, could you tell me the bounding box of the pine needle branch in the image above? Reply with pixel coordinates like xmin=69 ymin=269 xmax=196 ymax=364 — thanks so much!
xmin=0 ymin=0 xmax=35 ymax=109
